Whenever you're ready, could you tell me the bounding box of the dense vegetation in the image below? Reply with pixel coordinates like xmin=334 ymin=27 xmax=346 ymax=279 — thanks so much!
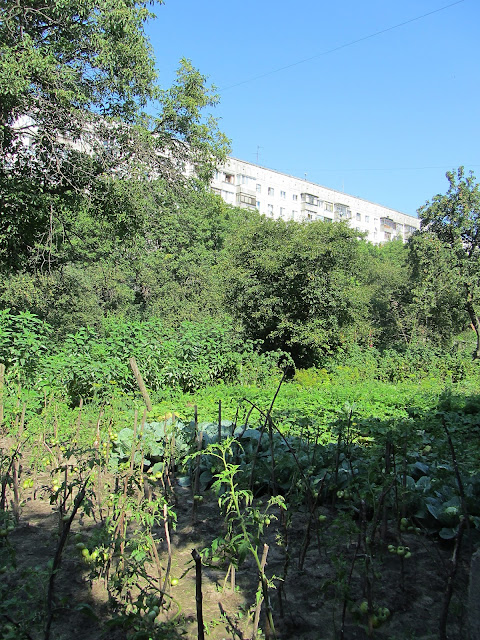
xmin=1 ymin=2 xmax=479 ymax=639
xmin=1 ymin=0 xmax=479 ymax=373
xmin=0 ymin=367 xmax=479 ymax=639
xmin=1 ymin=167 xmax=479 ymax=387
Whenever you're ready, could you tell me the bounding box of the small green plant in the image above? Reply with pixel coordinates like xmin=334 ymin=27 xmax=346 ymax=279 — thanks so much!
xmin=189 ymin=438 xmax=285 ymax=638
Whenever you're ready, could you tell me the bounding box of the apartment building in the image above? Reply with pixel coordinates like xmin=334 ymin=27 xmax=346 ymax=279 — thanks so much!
xmin=211 ymin=157 xmax=420 ymax=243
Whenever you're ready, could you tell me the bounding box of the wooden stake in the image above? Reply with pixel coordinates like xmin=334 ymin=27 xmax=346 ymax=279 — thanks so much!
xmin=439 ymin=517 xmax=466 ymax=640
xmin=193 ymin=406 xmax=203 ymax=524
xmin=129 ymin=357 xmax=153 ymax=411
xmin=0 ymin=363 xmax=4 ymax=428
xmin=12 ymin=404 xmax=25 ymax=523
xmin=192 ymin=548 xmax=205 ymax=640
xmin=162 ymin=503 xmax=173 ymax=594
xmin=252 ymin=544 xmax=269 ymax=640
xmin=148 ymin=533 xmax=164 ymax=606
xmin=45 ymin=477 xmax=89 ymax=640
xmin=74 ymin=398 xmax=83 ymax=443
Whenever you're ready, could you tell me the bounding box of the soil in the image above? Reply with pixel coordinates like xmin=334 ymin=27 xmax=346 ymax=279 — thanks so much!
xmin=0 ymin=470 xmax=472 ymax=640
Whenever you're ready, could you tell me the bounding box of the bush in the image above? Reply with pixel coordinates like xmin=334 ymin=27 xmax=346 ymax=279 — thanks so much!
xmin=0 ymin=309 xmax=51 ymax=380
xmin=33 ymin=316 xmax=284 ymax=402
xmin=326 ymin=342 xmax=476 ymax=385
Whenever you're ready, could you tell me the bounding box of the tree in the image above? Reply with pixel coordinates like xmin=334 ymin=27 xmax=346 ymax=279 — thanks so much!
xmin=222 ymin=216 xmax=365 ymax=367
xmin=416 ymin=167 xmax=480 ymax=358
xmin=407 ymin=232 xmax=466 ymax=346
xmin=106 ymin=177 xmax=238 ymax=324
xmin=0 ymin=167 xmax=244 ymax=335
xmin=0 ymin=0 xmax=228 ymax=274
xmin=356 ymin=239 xmax=413 ymax=348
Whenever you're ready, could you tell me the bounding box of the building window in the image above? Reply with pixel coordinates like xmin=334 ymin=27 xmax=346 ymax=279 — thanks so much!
xmin=280 ymin=190 xmax=286 ymax=199
xmin=292 ymin=194 xmax=298 ymax=201
xmin=334 ymin=203 xmax=351 ymax=219
xmin=256 ymin=184 xmax=261 ymax=193
xmin=365 ymin=215 xmax=370 ymax=223
xmin=325 ymin=202 xmax=333 ymax=212
xmin=224 ymin=173 xmax=234 ymax=184
xmin=237 ymin=174 xmax=256 ymax=187
xmin=280 ymin=207 xmax=285 ymax=217
xmin=356 ymin=213 xmax=361 ymax=221
xmin=237 ymin=193 xmax=256 ymax=207
xmin=291 ymin=210 xmax=297 ymax=219
xmin=256 ymin=201 xmax=261 ymax=209
xmin=380 ymin=217 xmax=396 ymax=230
xmin=221 ymin=190 xmax=234 ymax=204
xmin=268 ymin=204 xmax=274 ymax=214
xmin=301 ymin=193 xmax=319 ymax=206
xmin=268 ymin=187 xmax=274 ymax=196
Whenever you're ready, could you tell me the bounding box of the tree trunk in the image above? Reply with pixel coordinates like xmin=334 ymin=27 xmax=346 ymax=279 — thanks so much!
xmin=465 ymin=299 xmax=480 ymax=360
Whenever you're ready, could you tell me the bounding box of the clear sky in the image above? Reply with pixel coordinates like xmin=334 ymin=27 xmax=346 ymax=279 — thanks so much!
xmin=145 ymin=0 xmax=478 ymax=217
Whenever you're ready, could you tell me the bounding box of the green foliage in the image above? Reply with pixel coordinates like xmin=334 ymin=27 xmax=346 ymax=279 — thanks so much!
xmin=1 ymin=0 xmax=151 ymax=272
xmin=0 ymin=315 xmax=281 ymax=401
xmin=179 ymin=387 xmax=480 ymax=543
xmin=415 ymin=167 xmax=480 ymax=357
xmin=0 ymin=178 xmax=236 ymax=333
xmin=129 ymin=181 xmax=240 ymax=323
xmin=110 ymin=417 xmax=191 ymax=471
xmin=1 ymin=365 xmax=480 ymax=638
xmin=330 ymin=342 xmax=476 ymax=385
xmin=188 ymin=437 xmax=284 ymax=634
xmin=408 ymin=232 xmax=467 ymax=345
xmin=358 ymin=240 xmax=415 ymax=348
xmin=0 ymin=308 xmax=50 ymax=379
xmin=293 ymin=367 xmax=331 ymax=387
xmin=0 ymin=1 xmax=229 ymax=281
xmin=0 ymin=268 xmax=109 ymax=337
xmin=155 ymin=59 xmax=230 ymax=184
xmin=222 ymin=216 xmax=366 ymax=366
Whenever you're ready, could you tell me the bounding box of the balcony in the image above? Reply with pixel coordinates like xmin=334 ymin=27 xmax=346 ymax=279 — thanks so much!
xmin=334 ymin=203 xmax=352 ymax=221
xmin=236 ymin=188 xmax=256 ymax=208
xmin=380 ymin=217 xmax=396 ymax=232
xmin=404 ymin=224 xmax=417 ymax=238
xmin=300 ymin=201 xmax=318 ymax=213
xmin=301 ymin=193 xmax=320 ymax=207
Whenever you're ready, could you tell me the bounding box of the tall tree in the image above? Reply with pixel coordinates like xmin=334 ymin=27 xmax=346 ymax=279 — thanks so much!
xmin=0 ymin=175 xmax=237 ymax=334
xmin=416 ymin=167 xmax=480 ymax=358
xmin=357 ymin=240 xmax=413 ymax=348
xmin=222 ymin=217 xmax=364 ymax=367
xmin=0 ymin=0 xmax=228 ymax=273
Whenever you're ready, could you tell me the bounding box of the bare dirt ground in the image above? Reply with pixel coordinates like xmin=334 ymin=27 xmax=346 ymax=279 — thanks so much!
xmin=1 ymin=471 xmax=472 ymax=640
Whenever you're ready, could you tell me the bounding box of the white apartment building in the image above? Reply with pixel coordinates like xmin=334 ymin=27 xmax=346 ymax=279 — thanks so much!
xmin=211 ymin=157 xmax=420 ymax=243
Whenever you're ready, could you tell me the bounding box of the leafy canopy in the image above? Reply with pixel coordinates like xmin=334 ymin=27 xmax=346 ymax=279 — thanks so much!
xmin=222 ymin=216 xmax=365 ymax=367
xmin=0 ymin=0 xmax=229 ymax=273
xmin=416 ymin=167 xmax=480 ymax=357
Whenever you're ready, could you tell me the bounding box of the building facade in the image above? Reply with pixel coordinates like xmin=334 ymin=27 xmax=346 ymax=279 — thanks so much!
xmin=211 ymin=157 xmax=420 ymax=243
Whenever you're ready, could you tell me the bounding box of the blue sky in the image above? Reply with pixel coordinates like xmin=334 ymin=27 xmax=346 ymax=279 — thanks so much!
xmin=145 ymin=0 xmax=478 ymax=217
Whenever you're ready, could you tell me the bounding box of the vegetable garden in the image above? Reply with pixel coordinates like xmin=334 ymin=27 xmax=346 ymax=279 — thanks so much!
xmin=1 ymin=363 xmax=479 ymax=640
xmin=2 ymin=2 xmax=480 ymax=636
